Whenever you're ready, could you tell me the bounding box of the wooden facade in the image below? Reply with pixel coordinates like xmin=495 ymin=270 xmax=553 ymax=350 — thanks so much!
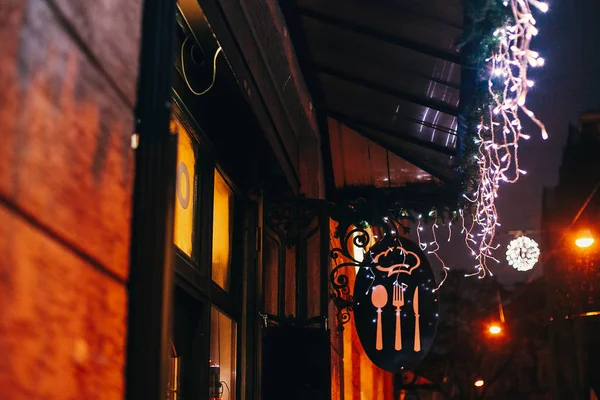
xmin=1 ymin=0 xmax=465 ymax=399
xmin=0 ymin=0 xmax=139 ymax=398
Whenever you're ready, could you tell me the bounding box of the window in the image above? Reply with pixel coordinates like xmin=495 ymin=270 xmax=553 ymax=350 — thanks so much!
xmin=210 ymin=307 xmax=237 ymax=400
xmin=212 ymin=170 xmax=234 ymax=291
xmin=170 ymin=99 xmax=243 ymax=400
xmin=172 ymin=117 xmax=198 ymax=260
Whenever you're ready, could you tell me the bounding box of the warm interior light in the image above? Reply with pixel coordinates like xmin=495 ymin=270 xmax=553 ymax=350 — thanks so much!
xmin=474 ymin=379 xmax=485 ymax=387
xmin=575 ymin=230 xmax=595 ymax=248
xmin=489 ymin=325 xmax=502 ymax=335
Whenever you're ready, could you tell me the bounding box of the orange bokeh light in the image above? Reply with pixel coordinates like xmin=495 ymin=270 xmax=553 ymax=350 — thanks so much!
xmin=575 ymin=229 xmax=595 ymax=248
xmin=489 ymin=325 xmax=502 ymax=335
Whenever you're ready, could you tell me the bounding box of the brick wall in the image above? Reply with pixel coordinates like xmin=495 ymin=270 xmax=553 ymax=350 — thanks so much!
xmin=0 ymin=0 xmax=141 ymax=398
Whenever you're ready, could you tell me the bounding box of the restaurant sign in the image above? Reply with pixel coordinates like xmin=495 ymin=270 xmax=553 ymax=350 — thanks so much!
xmin=331 ymin=228 xmax=439 ymax=372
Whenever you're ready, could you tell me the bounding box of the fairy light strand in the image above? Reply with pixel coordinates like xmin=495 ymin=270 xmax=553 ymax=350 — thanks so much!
xmin=336 ymin=1 xmax=548 ymax=293
xmin=416 ymin=214 xmax=450 ymax=291
xmin=461 ymin=0 xmax=548 ymax=279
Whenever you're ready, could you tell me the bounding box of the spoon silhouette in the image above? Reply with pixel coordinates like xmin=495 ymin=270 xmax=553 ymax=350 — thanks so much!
xmin=372 ymin=285 xmax=388 ymax=350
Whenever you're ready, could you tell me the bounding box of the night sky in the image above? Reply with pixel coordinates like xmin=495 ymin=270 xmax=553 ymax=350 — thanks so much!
xmin=413 ymin=0 xmax=600 ymax=286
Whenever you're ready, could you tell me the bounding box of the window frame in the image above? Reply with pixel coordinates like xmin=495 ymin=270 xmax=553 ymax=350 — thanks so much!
xmin=209 ymin=166 xmax=245 ymax=318
xmin=171 ymin=92 xmax=247 ymax=400
xmin=171 ymin=97 xmax=213 ymax=295
xmin=171 ymin=93 xmax=245 ymax=309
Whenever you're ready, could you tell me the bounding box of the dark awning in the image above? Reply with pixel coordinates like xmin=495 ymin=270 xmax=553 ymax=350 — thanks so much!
xmin=282 ymin=0 xmax=464 ymax=190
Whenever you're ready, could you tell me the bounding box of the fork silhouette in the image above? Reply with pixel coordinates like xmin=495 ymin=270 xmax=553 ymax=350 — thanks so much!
xmin=393 ymin=284 xmax=404 ymax=350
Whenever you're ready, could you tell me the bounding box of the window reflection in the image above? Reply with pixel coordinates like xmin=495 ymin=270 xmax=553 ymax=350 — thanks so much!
xmin=210 ymin=307 xmax=236 ymax=400
xmin=172 ymin=118 xmax=197 ymax=259
xmin=212 ymin=170 xmax=233 ymax=290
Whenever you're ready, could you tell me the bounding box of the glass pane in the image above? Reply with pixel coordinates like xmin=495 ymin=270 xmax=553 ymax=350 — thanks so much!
xmin=210 ymin=307 xmax=237 ymax=400
xmin=172 ymin=118 xmax=197 ymax=259
xmin=212 ymin=170 xmax=234 ymax=290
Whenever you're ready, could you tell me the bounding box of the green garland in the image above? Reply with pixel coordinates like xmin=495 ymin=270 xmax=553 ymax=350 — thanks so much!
xmin=458 ymin=0 xmax=512 ymax=190
xmin=460 ymin=0 xmax=512 ymax=65
xmin=457 ymin=0 xmax=517 ymax=209
xmin=330 ymin=183 xmax=462 ymax=237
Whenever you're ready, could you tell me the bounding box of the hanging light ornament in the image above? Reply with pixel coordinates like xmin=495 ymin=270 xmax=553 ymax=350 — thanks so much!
xmin=462 ymin=0 xmax=548 ymax=279
xmin=506 ymin=236 xmax=540 ymax=271
xmin=416 ymin=213 xmax=451 ymax=292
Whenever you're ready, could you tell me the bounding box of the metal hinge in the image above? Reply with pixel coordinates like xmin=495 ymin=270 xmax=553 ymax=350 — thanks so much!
xmin=258 ymin=311 xmax=269 ymax=328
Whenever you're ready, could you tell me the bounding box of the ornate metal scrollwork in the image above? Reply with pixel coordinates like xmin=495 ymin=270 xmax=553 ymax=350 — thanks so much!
xmin=329 ymin=227 xmax=372 ymax=331
xmin=329 ymin=219 xmax=411 ymax=331
xmin=265 ymin=198 xmax=321 ymax=248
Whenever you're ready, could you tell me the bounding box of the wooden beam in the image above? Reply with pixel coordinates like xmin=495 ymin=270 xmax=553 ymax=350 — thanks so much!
xmin=319 ymin=64 xmax=459 ymax=116
xmin=298 ymin=7 xmax=461 ymax=64
xmin=342 ymin=121 xmax=454 ymax=182
xmin=126 ymin=0 xmax=178 ymax=399
xmin=328 ymin=110 xmax=457 ymax=156
xmin=323 ymin=90 xmax=458 ymax=135
xmin=390 ymin=4 xmax=463 ymax=30
xmin=335 ymin=185 xmax=450 ymax=203
xmin=279 ymin=0 xmax=336 ymax=199
xmin=309 ymin=41 xmax=461 ymax=90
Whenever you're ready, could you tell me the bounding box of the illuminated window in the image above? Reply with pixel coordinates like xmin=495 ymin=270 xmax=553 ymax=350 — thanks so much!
xmin=210 ymin=307 xmax=237 ymax=400
xmin=172 ymin=118 xmax=197 ymax=259
xmin=212 ymin=170 xmax=234 ymax=290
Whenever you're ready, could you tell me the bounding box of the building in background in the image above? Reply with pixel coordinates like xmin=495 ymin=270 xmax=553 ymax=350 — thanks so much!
xmin=542 ymin=110 xmax=600 ymax=399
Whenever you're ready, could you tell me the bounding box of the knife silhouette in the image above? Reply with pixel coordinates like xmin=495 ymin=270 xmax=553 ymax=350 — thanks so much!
xmin=413 ymin=287 xmax=421 ymax=352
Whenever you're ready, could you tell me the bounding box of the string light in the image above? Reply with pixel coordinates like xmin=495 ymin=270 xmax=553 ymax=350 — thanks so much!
xmin=461 ymin=0 xmax=548 ymax=278
xmin=417 ymin=213 xmax=450 ymax=291
xmin=336 ymin=1 xmax=548 ymax=292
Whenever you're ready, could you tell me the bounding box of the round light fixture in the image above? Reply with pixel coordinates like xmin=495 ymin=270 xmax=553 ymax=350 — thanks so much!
xmin=489 ymin=325 xmax=502 ymax=335
xmin=506 ymin=236 xmax=540 ymax=271
xmin=474 ymin=379 xmax=485 ymax=387
xmin=575 ymin=229 xmax=595 ymax=248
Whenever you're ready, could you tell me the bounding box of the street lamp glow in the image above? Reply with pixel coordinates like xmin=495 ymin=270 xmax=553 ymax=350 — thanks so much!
xmin=474 ymin=379 xmax=485 ymax=387
xmin=489 ymin=325 xmax=502 ymax=335
xmin=575 ymin=230 xmax=595 ymax=248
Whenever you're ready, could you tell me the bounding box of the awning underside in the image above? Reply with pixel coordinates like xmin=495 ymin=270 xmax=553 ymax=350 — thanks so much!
xmin=286 ymin=0 xmax=465 ymax=190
